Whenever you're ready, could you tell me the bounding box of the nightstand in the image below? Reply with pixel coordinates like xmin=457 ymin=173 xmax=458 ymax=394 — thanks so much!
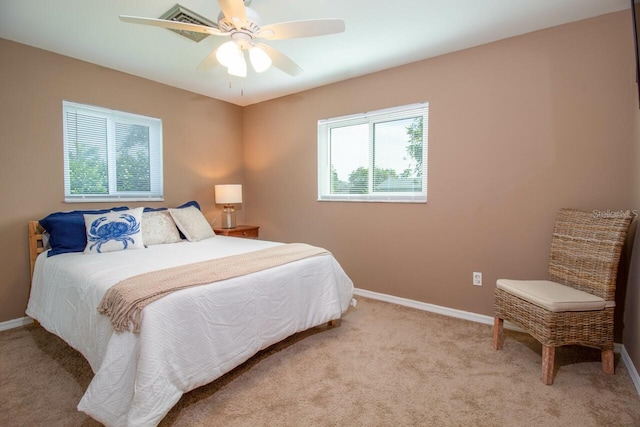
xmin=213 ymin=225 xmax=259 ymax=239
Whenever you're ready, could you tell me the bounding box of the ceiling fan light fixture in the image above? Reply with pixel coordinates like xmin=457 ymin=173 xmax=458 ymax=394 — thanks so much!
xmin=249 ymin=46 xmax=272 ymax=73
xmin=216 ymin=40 xmax=242 ymax=68
xmin=119 ymin=1 xmax=345 ymax=80
xmin=227 ymin=55 xmax=248 ymax=77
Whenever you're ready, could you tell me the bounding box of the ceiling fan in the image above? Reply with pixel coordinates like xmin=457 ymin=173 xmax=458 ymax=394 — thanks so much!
xmin=119 ymin=0 xmax=345 ymax=77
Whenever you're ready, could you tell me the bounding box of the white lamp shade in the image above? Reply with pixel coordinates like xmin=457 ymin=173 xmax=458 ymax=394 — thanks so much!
xmin=215 ymin=184 xmax=243 ymax=204
xmin=216 ymin=41 xmax=242 ymax=68
xmin=249 ymin=46 xmax=272 ymax=73
xmin=227 ymin=54 xmax=247 ymax=77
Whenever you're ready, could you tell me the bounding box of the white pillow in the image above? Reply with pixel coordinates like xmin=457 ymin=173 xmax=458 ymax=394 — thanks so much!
xmin=83 ymin=207 xmax=145 ymax=254
xmin=142 ymin=211 xmax=182 ymax=246
xmin=168 ymin=206 xmax=215 ymax=242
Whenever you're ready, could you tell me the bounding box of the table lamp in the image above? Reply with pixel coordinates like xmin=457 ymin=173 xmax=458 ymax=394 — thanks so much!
xmin=215 ymin=184 xmax=242 ymax=229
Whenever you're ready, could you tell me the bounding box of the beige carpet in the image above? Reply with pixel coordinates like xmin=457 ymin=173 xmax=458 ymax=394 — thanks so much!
xmin=1 ymin=297 xmax=639 ymax=426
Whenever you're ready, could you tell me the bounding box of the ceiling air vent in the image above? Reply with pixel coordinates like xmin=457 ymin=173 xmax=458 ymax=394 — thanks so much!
xmin=159 ymin=4 xmax=217 ymax=42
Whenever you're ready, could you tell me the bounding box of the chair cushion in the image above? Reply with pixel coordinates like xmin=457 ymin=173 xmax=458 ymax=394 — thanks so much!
xmin=496 ymin=279 xmax=612 ymax=312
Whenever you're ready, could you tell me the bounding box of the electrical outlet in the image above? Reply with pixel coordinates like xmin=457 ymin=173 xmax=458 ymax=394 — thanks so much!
xmin=473 ymin=272 xmax=482 ymax=286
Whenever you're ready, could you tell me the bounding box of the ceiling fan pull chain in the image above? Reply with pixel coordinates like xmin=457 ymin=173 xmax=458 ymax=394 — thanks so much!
xmin=226 ymin=76 xmax=243 ymax=96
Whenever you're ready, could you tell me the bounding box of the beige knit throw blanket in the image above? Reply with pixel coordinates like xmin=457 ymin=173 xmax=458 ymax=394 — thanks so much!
xmin=98 ymin=243 xmax=329 ymax=333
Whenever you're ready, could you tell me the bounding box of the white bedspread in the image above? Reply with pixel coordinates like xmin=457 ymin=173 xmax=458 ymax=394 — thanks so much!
xmin=26 ymin=236 xmax=354 ymax=427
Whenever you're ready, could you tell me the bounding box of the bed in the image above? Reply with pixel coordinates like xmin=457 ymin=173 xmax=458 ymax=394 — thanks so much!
xmin=25 ymin=206 xmax=354 ymax=427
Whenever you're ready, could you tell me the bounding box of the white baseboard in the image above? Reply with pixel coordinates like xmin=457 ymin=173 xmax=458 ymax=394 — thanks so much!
xmin=621 ymin=345 xmax=640 ymax=396
xmin=353 ymin=287 xmax=640 ymax=395
xmin=354 ymin=287 xmax=497 ymax=325
xmin=353 ymin=288 xmax=527 ymax=332
xmin=0 ymin=316 xmax=33 ymax=332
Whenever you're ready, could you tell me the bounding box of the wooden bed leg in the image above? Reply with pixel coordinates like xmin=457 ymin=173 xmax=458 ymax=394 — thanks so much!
xmin=328 ymin=319 xmax=339 ymax=327
xmin=602 ymin=349 xmax=614 ymax=375
xmin=542 ymin=345 xmax=556 ymax=385
xmin=493 ymin=317 xmax=504 ymax=350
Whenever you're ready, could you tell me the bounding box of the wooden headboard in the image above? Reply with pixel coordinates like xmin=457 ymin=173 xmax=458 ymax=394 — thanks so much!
xmin=28 ymin=221 xmax=45 ymax=279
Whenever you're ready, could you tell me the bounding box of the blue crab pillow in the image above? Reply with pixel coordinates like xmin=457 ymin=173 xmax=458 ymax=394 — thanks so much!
xmin=83 ymin=207 xmax=145 ymax=254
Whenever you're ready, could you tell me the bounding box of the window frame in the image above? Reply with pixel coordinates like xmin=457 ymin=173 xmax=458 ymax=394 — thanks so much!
xmin=62 ymin=101 xmax=164 ymax=203
xmin=317 ymin=102 xmax=428 ymax=203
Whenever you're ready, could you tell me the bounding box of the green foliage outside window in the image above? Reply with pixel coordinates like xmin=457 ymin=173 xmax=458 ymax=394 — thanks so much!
xmin=68 ymin=143 xmax=108 ymax=194
xmin=67 ymin=123 xmax=152 ymax=195
xmin=116 ymin=124 xmax=151 ymax=192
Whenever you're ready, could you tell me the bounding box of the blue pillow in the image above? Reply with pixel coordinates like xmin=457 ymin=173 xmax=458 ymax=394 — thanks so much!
xmin=143 ymin=200 xmax=200 ymax=213
xmin=40 ymin=207 xmax=128 ymax=256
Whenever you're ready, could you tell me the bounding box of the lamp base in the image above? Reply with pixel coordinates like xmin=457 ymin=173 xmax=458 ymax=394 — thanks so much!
xmin=221 ymin=205 xmax=236 ymax=229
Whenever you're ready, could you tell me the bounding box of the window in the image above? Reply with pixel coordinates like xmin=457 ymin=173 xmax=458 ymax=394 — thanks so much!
xmin=62 ymin=101 xmax=163 ymax=202
xmin=318 ymin=102 xmax=428 ymax=203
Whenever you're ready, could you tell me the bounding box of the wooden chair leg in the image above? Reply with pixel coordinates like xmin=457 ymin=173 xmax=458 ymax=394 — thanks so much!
xmin=542 ymin=345 xmax=556 ymax=385
xmin=602 ymin=349 xmax=614 ymax=375
xmin=493 ymin=317 xmax=504 ymax=350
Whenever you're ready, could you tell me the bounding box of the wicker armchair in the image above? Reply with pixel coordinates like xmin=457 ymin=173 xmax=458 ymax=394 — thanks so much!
xmin=493 ymin=208 xmax=632 ymax=385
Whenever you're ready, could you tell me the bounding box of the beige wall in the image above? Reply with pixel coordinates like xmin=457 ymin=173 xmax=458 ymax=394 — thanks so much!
xmin=243 ymin=11 xmax=637 ymax=343
xmin=0 ymin=38 xmax=243 ymax=322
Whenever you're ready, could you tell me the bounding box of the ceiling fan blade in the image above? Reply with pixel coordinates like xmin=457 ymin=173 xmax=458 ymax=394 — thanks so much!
xmin=197 ymin=46 xmax=222 ymax=71
xmin=119 ymin=15 xmax=226 ymax=36
xmin=257 ymin=43 xmax=302 ymax=76
xmin=258 ymin=19 xmax=345 ymax=40
xmin=218 ymin=0 xmax=247 ymax=30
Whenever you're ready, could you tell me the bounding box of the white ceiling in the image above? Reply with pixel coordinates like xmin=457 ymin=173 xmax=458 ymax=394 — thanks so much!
xmin=0 ymin=0 xmax=630 ymax=106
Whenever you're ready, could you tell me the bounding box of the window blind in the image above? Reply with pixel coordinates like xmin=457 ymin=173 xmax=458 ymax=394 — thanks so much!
xmin=62 ymin=101 xmax=163 ymax=202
